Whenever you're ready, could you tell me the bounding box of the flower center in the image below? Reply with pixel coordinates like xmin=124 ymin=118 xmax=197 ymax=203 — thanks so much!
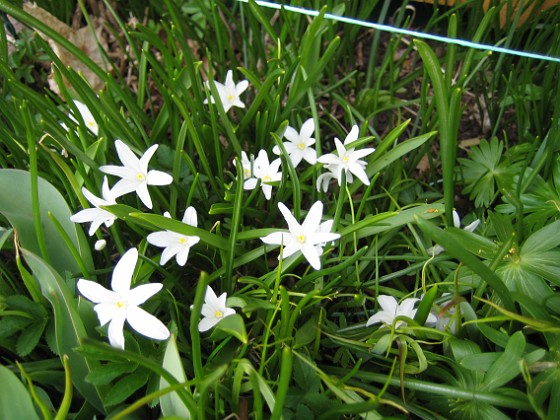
xmin=136 ymin=172 xmax=145 ymax=180
xmin=227 ymin=94 xmax=234 ymax=102
xmin=214 ymin=310 xmax=223 ymax=318
xmin=244 ymin=168 xmax=251 ymax=177
xmin=87 ymin=121 xmax=96 ymax=127
xmin=342 ymin=154 xmax=349 ymax=163
xmin=297 ymin=234 xmax=306 ymax=243
xmin=298 ymin=142 xmax=305 ymax=150
xmin=116 ymin=300 xmax=127 ymax=309
xmin=263 ymin=175 xmax=271 ymax=182
xmin=179 ymin=236 xmax=187 ymax=245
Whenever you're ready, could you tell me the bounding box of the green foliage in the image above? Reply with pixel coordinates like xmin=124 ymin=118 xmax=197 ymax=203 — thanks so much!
xmin=0 ymin=0 xmax=559 ymax=418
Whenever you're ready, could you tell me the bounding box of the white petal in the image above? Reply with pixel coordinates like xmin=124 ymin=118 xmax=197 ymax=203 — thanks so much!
xmin=452 ymin=211 xmax=461 ymax=228
xmin=398 ymin=298 xmax=419 ymax=318
xmin=278 ymin=202 xmax=301 ymax=234
xmin=300 ymin=118 xmax=315 ymax=139
xmin=302 ymin=148 xmax=317 ymax=165
xmin=108 ymin=309 xmax=127 ymax=349
xmin=204 ymin=285 xmax=219 ymax=306
xmin=160 ymin=246 xmax=179 ymax=265
xmin=77 ymin=279 xmax=116 ymax=304
xmin=111 ymin=248 xmax=138 ymax=293
xmin=147 ymin=231 xmax=177 ymax=248
xmin=261 ymin=231 xmax=287 ymax=245
xmin=127 ymin=283 xmax=163 ymax=306
xmin=108 ymin=178 xmax=138 ymax=199
xmin=366 ymin=312 xmax=393 ymax=327
xmin=283 ymin=126 xmax=299 ymax=143
xmin=135 ymin=182 xmax=153 ymax=209
xmin=147 ymin=170 xmax=173 ymax=186
xmin=377 ymin=295 xmax=398 ymax=314
xmin=115 ymin=140 xmax=141 ymax=171
xmin=344 ymin=125 xmax=360 ymax=145
xmin=302 ymin=201 xmax=323 ymax=232
xmin=127 ymin=306 xmax=170 ymax=340
xmin=235 ymin=79 xmax=249 ymax=95
xmin=301 ymin=243 xmax=321 ymax=270
xmin=182 ymin=206 xmax=198 ymax=227
xmin=463 ymin=219 xmax=480 ymax=233
xmin=348 ymin=163 xmax=370 ymax=185
xmin=93 ymin=302 xmax=118 ymax=326
xmin=99 ymin=165 xmax=135 ymax=180
xmin=198 ymin=316 xmax=218 ymax=332
xmin=139 ymin=144 xmax=159 ymax=173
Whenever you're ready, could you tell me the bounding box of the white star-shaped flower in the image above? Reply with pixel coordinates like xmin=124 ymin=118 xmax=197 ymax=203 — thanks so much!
xmin=66 ymin=100 xmax=99 ymax=136
xmin=317 ymin=125 xmax=375 ymax=186
xmin=70 ymin=176 xmax=117 ymax=236
xmin=146 ymin=207 xmax=201 ymax=266
xmin=261 ymin=201 xmax=341 ymax=270
xmin=366 ymin=295 xmax=437 ymax=329
xmin=243 ymin=150 xmax=282 ymax=200
xmin=316 ymin=165 xmax=340 ymax=192
xmin=77 ymin=248 xmax=170 ymax=349
xmin=428 ymin=211 xmax=481 ymax=256
xmin=204 ymin=70 xmax=249 ymax=112
xmin=272 ymin=118 xmax=317 ymax=167
xmin=198 ymin=285 xmax=236 ymax=332
xmin=99 ymin=140 xmax=173 ymax=209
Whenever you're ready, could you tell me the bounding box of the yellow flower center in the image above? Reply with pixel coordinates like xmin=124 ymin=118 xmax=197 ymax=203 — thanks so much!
xmin=87 ymin=121 xmax=96 ymax=127
xmin=244 ymin=168 xmax=251 ymax=177
xmin=298 ymin=142 xmax=305 ymax=150
xmin=227 ymin=94 xmax=234 ymax=102
xmin=136 ymin=173 xmax=145 ymax=180
xmin=297 ymin=234 xmax=305 ymax=243
xmin=116 ymin=300 xmax=126 ymax=309
xmin=215 ymin=310 xmax=223 ymax=318
xmin=342 ymin=155 xmax=349 ymax=163
xmin=263 ymin=175 xmax=271 ymax=182
xmin=179 ymin=237 xmax=187 ymax=245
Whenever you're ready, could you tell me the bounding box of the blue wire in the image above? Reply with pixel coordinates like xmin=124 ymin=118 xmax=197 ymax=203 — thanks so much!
xmin=235 ymin=0 xmax=560 ymax=64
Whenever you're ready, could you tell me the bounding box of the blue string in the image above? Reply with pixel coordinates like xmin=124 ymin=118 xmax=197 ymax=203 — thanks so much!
xmin=235 ymin=0 xmax=560 ymax=64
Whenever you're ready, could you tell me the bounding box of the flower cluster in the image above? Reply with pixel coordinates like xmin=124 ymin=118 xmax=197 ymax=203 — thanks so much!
xmin=67 ymin=102 xmax=235 ymax=349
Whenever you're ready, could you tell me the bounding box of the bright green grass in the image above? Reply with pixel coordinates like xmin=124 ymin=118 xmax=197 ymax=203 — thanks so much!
xmin=0 ymin=0 xmax=560 ymax=418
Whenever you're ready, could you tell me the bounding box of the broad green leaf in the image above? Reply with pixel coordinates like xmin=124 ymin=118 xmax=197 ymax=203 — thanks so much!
xmin=522 ymin=220 xmax=560 ymax=254
xmin=212 ymin=314 xmax=248 ymax=344
xmin=415 ymin=216 xmax=515 ymax=311
xmin=104 ymin=370 xmax=149 ymax=407
xmin=0 ymin=364 xmax=40 ymax=420
xmin=160 ymin=334 xmax=192 ymax=419
xmin=22 ymin=249 xmax=105 ymax=413
xmin=0 ymin=169 xmax=93 ymax=275
xmin=86 ymin=363 xmax=137 ymax=386
xmin=481 ymin=331 xmax=525 ymax=391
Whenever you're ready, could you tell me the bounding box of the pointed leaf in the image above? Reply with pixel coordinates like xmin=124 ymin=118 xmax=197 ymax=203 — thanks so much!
xmin=22 ymin=248 xmax=106 ymax=413
xmin=160 ymin=335 xmax=192 ymax=419
xmin=0 ymin=365 xmax=40 ymax=420
xmin=0 ymin=169 xmax=93 ymax=275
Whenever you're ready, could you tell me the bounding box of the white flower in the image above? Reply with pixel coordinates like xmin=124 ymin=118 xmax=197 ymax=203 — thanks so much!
xmin=316 ymin=165 xmax=340 ymax=192
xmin=99 ymin=140 xmax=173 ymax=209
xmin=261 ymin=201 xmax=341 ymax=270
xmin=428 ymin=211 xmax=481 ymax=256
xmin=237 ymin=151 xmax=258 ymax=191
xmin=198 ymin=285 xmax=236 ymax=332
xmin=146 ymin=207 xmax=200 ymax=266
xmin=66 ymin=100 xmax=99 ymax=136
xmin=70 ymin=176 xmax=117 ymax=236
xmin=272 ymin=119 xmax=317 ymax=167
xmin=94 ymin=239 xmax=107 ymax=251
xmin=77 ymin=248 xmax=170 ymax=349
xmin=366 ymin=295 xmax=437 ymax=329
xmin=204 ymin=70 xmax=249 ymax=112
xmin=243 ymin=150 xmax=282 ymax=200
xmin=317 ymin=125 xmax=375 ymax=186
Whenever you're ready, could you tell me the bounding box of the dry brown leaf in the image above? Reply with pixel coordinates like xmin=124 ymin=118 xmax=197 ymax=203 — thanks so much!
xmin=23 ymin=3 xmax=109 ymax=95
